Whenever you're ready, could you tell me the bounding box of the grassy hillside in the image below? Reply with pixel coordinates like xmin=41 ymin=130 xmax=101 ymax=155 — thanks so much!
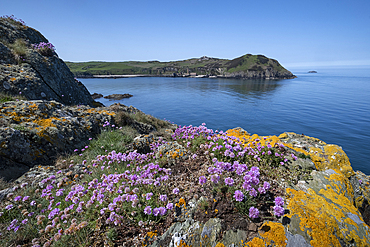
xmin=66 ymin=54 xmax=292 ymax=78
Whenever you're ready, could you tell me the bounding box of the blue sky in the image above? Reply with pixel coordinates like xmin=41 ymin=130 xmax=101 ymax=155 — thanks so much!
xmin=2 ymin=0 xmax=370 ymax=69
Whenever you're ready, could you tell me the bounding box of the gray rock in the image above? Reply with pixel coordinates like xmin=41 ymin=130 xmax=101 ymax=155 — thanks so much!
xmin=155 ymin=141 xmax=188 ymax=165
xmin=286 ymin=231 xmax=312 ymax=247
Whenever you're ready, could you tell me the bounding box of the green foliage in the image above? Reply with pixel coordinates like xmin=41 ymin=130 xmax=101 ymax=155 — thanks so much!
xmin=0 ymin=91 xmax=27 ymax=103
xmin=198 ymin=198 xmax=210 ymax=211
xmin=298 ymin=153 xmax=311 ymax=159
xmin=106 ymin=228 xmax=118 ymax=241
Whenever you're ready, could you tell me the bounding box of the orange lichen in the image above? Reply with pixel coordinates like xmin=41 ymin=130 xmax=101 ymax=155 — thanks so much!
xmin=277 ymin=132 xmax=354 ymax=178
xmin=176 ymin=240 xmax=191 ymax=247
xmin=259 ymin=221 xmax=287 ymax=247
xmin=10 ymin=77 xmax=16 ymax=81
xmin=286 ymin=186 xmax=370 ymax=246
xmin=146 ymin=230 xmax=157 ymax=239
xmin=226 ymin=128 xmax=282 ymax=149
xmin=245 ymin=237 xmax=265 ymax=247
xmin=286 ymin=188 xmax=341 ymax=246
xmin=85 ymin=108 xmax=115 ymax=116
xmin=176 ymin=198 xmax=186 ymax=207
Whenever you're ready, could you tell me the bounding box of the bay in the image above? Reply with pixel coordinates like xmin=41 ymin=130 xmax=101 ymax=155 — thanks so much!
xmin=80 ymin=67 xmax=370 ymax=175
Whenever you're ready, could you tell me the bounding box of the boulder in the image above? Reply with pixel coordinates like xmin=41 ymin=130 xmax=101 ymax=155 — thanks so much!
xmin=91 ymin=93 xmax=103 ymax=99
xmin=104 ymin=93 xmax=133 ymax=100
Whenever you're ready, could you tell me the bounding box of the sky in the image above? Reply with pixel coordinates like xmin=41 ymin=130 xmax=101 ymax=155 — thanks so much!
xmin=2 ymin=0 xmax=370 ymax=69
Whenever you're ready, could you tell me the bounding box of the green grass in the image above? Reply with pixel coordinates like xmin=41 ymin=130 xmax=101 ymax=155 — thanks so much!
xmin=0 ymin=91 xmax=27 ymax=103
xmin=3 ymin=38 xmax=29 ymax=64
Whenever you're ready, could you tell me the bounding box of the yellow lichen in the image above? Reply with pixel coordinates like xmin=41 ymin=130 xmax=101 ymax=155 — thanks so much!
xmin=176 ymin=198 xmax=186 ymax=207
xmin=245 ymin=237 xmax=265 ymax=246
xmin=259 ymin=221 xmax=287 ymax=247
xmin=286 ymin=186 xmax=370 ymax=246
xmin=146 ymin=230 xmax=157 ymax=238
xmin=176 ymin=240 xmax=191 ymax=247
xmin=226 ymin=128 xmax=282 ymax=149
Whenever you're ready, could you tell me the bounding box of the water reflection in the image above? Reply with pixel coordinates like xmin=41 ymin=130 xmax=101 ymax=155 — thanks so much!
xmin=215 ymin=78 xmax=284 ymax=98
xmin=81 ymin=77 xmax=285 ymax=106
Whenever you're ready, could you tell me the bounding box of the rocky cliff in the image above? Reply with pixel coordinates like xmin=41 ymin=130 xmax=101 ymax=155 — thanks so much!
xmin=0 ymin=16 xmax=94 ymax=106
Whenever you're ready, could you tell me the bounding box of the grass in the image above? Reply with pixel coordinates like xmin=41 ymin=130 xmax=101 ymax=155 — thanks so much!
xmin=4 ymin=39 xmax=29 ymax=64
xmin=0 ymin=91 xmax=27 ymax=103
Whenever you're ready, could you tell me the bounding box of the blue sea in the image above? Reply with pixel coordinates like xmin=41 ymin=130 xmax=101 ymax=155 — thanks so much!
xmin=80 ymin=67 xmax=370 ymax=175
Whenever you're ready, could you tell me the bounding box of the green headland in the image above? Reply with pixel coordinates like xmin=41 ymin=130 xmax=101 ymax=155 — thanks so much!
xmin=66 ymin=54 xmax=296 ymax=79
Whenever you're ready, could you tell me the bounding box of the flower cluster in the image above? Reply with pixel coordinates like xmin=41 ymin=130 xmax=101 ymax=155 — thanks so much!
xmin=0 ymin=15 xmax=26 ymax=25
xmin=0 ymin=149 xmax=176 ymax=245
xmin=31 ymin=42 xmax=55 ymax=56
xmin=273 ymin=196 xmax=285 ymax=217
xmin=173 ymin=124 xmax=288 ymax=219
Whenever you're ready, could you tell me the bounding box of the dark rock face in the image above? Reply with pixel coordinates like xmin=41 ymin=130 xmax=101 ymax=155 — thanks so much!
xmin=0 ymin=17 xmax=94 ymax=106
xmin=104 ymin=93 xmax=133 ymax=100
xmin=221 ymin=68 xmax=295 ymax=79
xmin=0 ymin=100 xmax=115 ymax=181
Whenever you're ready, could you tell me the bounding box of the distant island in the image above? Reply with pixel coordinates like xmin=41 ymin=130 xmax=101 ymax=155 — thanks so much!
xmin=308 ymin=70 xmax=317 ymax=73
xmin=66 ymin=54 xmax=296 ymax=79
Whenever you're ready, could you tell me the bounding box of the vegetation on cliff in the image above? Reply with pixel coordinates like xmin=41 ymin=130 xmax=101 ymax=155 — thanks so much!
xmin=66 ymin=54 xmax=295 ymax=79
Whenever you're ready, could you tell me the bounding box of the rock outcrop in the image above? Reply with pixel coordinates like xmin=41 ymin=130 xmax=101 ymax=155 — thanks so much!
xmin=104 ymin=93 xmax=133 ymax=100
xmin=0 ymin=16 xmax=94 ymax=106
xmin=0 ymin=100 xmax=115 ymax=181
xmin=0 ymin=100 xmax=162 ymax=182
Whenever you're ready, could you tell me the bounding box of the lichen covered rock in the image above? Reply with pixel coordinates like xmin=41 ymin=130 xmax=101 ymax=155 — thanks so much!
xmin=0 ymin=100 xmax=115 ymax=181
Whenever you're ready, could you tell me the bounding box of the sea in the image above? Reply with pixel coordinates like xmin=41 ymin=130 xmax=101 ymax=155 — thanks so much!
xmin=80 ymin=67 xmax=370 ymax=175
